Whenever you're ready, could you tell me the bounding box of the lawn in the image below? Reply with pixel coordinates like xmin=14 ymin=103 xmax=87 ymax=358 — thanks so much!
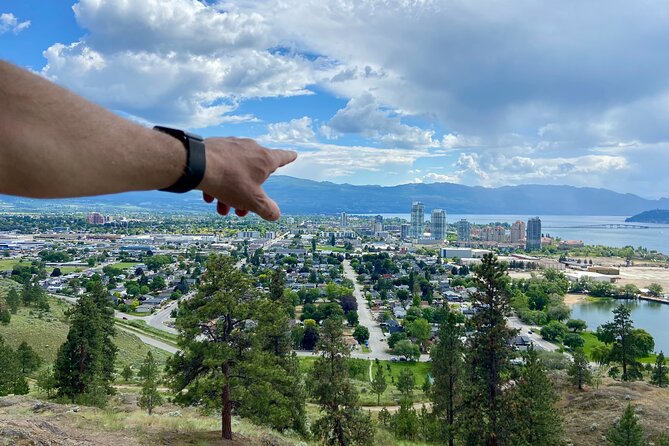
xmin=111 ymin=262 xmax=141 ymax=270
xmin=0 ymin=296 xmax=169 ymax=370
xmin=317 ymin=245 xmax=348 ymax=253
xmin=580 ymin=331 xmax=659 ymax=364
xmin=0 ymin=259 xmax=20 ymax=272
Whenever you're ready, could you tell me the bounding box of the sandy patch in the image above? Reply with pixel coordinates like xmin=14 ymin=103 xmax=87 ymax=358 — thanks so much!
xmin=564 ymin=293 xmax=586 ymax=306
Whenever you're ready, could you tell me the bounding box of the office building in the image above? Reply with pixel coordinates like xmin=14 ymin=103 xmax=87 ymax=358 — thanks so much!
xmin=86 ymin=212 xmax=105 ymax=225
xmin=410 ymin=202 xmax=424 ymax=238
xmin=400 ymin=224 xmax=410 ymax=239
xmin=526 ymin=217 xmax=542 ymax=251
xmin=456 ymin=219 xmax=471 ymax=244
xmin=510 ymin=220 xmax=526 ymax=243
xmin=431 ymin=209 xmax=447 ymax=241
xmin=374 ymin=215 xmax=384 ymax=233
xmin=340 ymin=212 xmax=348 ymax=227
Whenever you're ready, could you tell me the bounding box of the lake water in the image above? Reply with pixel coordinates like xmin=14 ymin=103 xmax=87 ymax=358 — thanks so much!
xmin=570 ymin=298 xmax=669 ymax=353
xmin=355 ymin=213 xmax=669 ymax=255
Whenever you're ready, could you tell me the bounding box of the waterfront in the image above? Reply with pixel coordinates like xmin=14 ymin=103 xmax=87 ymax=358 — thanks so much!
xmin=571 ymin=298 xmax=669 ymax=353
xmin=357 ymin=214 xmax=669 ymax=255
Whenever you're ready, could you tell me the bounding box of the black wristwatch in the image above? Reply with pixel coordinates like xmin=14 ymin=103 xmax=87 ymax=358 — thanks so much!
xmin=155 ymin=126 xmax=206 ymax=193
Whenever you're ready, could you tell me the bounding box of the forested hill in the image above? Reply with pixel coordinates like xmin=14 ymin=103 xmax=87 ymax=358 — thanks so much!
xmin=1 ymin=176 xmax=668 ymax=215
xmin=625 ymin=209 xmax=669 ymax=223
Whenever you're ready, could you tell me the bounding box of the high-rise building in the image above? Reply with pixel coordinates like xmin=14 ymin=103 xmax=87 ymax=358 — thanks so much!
xmin=431 ymin=209 xmax=447 ymax=241
xmin=374 ymin=215 xmax=384 ymax=233
xmin=400 ymin=224 xmax=410 ymax=239
xmin=410 ymin=202 xmax=424 ymax=238
xmin=526 ymin=217 xmax=542 ymax=251
xmin=510 ymin=220 xmax=526 ymax=243
xmin=456 ymin=219 xmax=471 ymax=244
xmin=340 ymin=212 xmax=348 ymax=227
xmin=87 ymin=212 xmax=105 ymax=225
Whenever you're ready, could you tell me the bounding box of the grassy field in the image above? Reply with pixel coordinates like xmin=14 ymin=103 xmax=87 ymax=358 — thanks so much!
xmin=0 ymin=297 xmax=169 ymax=370
xmin=0 ymin=259 xmax=20 ymax=272
xmin=580 ymin=330 xmax=659 ymax=364
xmin=111 ymin=262 xmax=141 ymax=270
xmin=0 ymin=278 xmax=21 ymax=294
xmin=116 ymin=319 xmax=178 ymax=346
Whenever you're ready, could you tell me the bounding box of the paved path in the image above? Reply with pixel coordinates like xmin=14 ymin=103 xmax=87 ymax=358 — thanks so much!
xmin=343 ymin=260 xmax=392 ymax=360
xmin=117 ymin=326 xmax=179 ymax=354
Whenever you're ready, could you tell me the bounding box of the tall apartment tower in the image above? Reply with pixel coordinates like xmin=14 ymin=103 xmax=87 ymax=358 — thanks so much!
xmin=510 ymin=220 xmax=526 ymax=243
xmin=456 ymin=219 xmax=471 ymax=244
xmin=400 ymin=224 xmax=410 ymax=239
xmin=410 ymin=202 xmax=425 ymax=238
xmin=431 ymin=209 xmax=447 ymax=241
xmin=340 ymin=212 xmax=348 ymax=227
xmin=374 ymin=215 xmax=384 ymax=233
xmin=526 ymin=217 xmax=542 ymax=251
xmin=87 ymin=212 xmax=105 ymax=225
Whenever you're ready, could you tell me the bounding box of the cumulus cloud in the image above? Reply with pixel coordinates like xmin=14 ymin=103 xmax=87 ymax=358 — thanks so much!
xmin=327 ymin=93 xmax=439 ymax=148
xmin=262 ymin=117 xmax=317 ymax=144
xmin=41 ymin=0 xmax=318 ymax=128
xmin=0 ymin=13 xmax=30 ymax=34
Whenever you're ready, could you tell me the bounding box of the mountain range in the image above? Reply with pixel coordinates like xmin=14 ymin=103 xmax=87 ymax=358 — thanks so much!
xmin=1 ymin=176 xmax=667 ymax=216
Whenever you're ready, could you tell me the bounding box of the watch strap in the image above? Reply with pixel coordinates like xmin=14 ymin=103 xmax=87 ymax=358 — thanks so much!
xmin=155 ymin=126 xmax=206 ymax=193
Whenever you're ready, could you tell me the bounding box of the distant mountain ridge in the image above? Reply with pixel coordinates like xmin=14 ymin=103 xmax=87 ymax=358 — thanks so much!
xmin=1 ymin=176 xmax=668 ymax=216
xmin=625 ymin=209 xmax=669 ymax=224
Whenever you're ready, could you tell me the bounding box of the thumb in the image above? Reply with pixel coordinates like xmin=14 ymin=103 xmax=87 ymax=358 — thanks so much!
xmin=252 ymin=188 xmax=281 ymax=221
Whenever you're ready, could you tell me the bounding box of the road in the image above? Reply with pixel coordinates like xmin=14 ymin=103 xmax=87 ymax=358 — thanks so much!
xmin=116 ymin=326 xmax=179 ymax=354
xmin=507 ymin=315 xmax=559 ymax=352
xmin=342 ymin=259 xmax=393 ymax=360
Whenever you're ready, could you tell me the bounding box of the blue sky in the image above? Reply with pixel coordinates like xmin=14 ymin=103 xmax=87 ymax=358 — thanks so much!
xmin=2 ymin=0 xmax=669 ymax=197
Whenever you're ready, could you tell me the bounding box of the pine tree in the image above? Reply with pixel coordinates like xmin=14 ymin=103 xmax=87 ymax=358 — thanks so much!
xmin=371 ymin=359 xmax=387 ymax=406
xmin=506 ymin=348 xmax=564 ymax=446
xmin=16 ymin=341 xmax=42 ymax=374
xmin=138 ymin=351 xmax=163 ymax=415
xmin=597 ymin=305 xmax=646 ymax=381
xmin=430 ymin=311 xmax=464 ymax=446
xmin=0 ymin=336 xmax=29 ymax=396
xmin=0 ymin=306 xmax=10 ymax=325
xmin=461 ymin=253 xmax=517 ymax=446
xmin=36 ymin=368 xmax=57 ymax=397
xmin=87 ymin=279 xmax=117 ymax=391
xmin=309 ymin=317 xmax=375 ymax=446
xmin=166 ymin=255 xmax=257 ymax=440
xmin=568 ymin=348 xmax=593 ymax=390
xmin=606 ymin=404 xmax=647 ymax=446
xmin=651 ymin=351 xmax=668 ymax=387
xmin=121 ymin=365 xmax=133 ymax=382
xmin=54 ymin=295 xmax=107 ymax=403
xmin=6 ymin=288 xmax=20 ymax=313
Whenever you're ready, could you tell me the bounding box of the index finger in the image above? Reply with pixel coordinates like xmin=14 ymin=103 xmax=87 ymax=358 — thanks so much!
xmin=270 ymin=149 xmax=298 ymax=168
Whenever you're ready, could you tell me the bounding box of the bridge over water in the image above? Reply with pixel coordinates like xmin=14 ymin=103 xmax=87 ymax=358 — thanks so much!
xmin=544 ymin=224 xmax=652 ymax=229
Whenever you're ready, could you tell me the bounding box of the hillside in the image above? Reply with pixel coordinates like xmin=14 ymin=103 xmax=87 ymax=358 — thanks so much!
xmin=626 ymin=209 xmax=669 ymax=224
xmin=0 ymin=289 xmax=169 ymax=369
xmin=2 ymin=176 xmax=669 ymax=215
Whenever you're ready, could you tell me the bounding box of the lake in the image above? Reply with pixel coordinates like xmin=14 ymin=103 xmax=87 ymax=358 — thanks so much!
xmin=570 ymin=298 xmax=669 ymax=353
xmin=355 ymin=213 xmax=669 ymax=255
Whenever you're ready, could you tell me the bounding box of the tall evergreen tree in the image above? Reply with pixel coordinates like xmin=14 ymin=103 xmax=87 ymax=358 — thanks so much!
xmin=430 ymin=311 xmax=464 ymax=446
xmin=53 ymin=295 xmax=107 ymax=403
xmin=568 ymin=348 xmax=593 ymax=390
xmin=597 ymin=305 xmax=648 ymax=381
xmin=506 ymin=348 xmax=564 ymax=446
xmin=606 ymin=404 xmax=647 ymax=446
xmin=16 ymin=341 xmax=42 ymax=374
xmin=5 ymin=288 xmax=20 ymax=313
xmin=269 ymin=267 xmax=286 ymax=302
xmin=371 ymin=359 xmax=387 ymax=406
xmin=309 ymin=317 xmax=375 ymax=446
xmin=461 ymin=253 xmax=517 ymax=446
xmin=138 ymin=351 xmax=163 ymax=415
xmin=87 ymin=279 xmax=117 ymax=390
xmin=651 ymin=351 xmax=668 ymax=387
xmin=166 ymin=254 xmax=258 ymax=440
xmin=0 ymin=336 xmax=29 ymax=396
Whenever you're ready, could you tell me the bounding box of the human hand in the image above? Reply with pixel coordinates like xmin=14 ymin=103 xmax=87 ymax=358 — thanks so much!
xmin=197 ymin=137 xmax=297 ymax=221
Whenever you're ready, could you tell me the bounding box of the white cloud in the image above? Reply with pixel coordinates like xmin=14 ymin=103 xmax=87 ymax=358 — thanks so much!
xmin=327 ymin=92 xmax=439 ymax=148
xmin=0 ymin=13 xmax=30 ymax=34
xmin=262 ymin=117 xmax=316 ymax=144
xmin=422 ymin=172 xmax=461 ymax=184
xmin=40 ymin=0 xmax=318 ymax=128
